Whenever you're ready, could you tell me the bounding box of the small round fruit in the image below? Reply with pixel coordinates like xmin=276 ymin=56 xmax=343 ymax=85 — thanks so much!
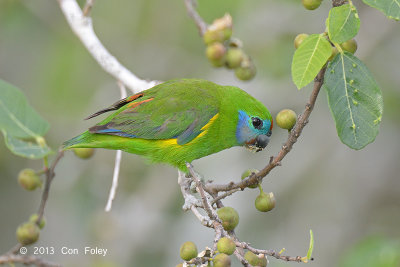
xmin=244 ymin=251 xmax=267 ymax=267
xmin=225 ymin=48 xmax=245 ymax=69
xmin=73 ymin=148 xmax=95 ymax=159
xmin=217 ymin=237 xmax=236 ymax=255
xmin=210 ymin=58 xmax=225 ymax=67
xmin=16 ymin=222 xmax=40 ymax=245
xmin=276 ymin=109 xmax=297 ymax=130
xmin=255 ymin=192 xmax=276 ymax=212
xmin=209 ymin=14 xmax=233 ymax=42
xmin=302 ymin=0 xmax=322 ymax=10
xmin=329 ymin=47 xmax=339 ymax=61
xmin=203 ymin=30 xmax=225 ymax=45
xmin=223 ymin=28 xmax=233 ymax=41
xmin=341 ymin=39 xmax=357 ymax=54
xmin=18 ymin=169 xmax=42 ymax=191
xmin=235 ymin=58 xmax=256 ymax=81
xmin=213 ymin=253 xmax=231 ymax=267
xmin=179 ymin=241 xmax=198 ymax=261
xmin=241 ymin=169 xmax=259 ymax=189
xmin=206 ymin=43 xmax=226 ymax=61
xmin=29 ymin=214 xmax=46 ymax=229
xmin=217 ymin=207 xmax=239 ymax=231
xmin=294 ymin=33 xmax=309 ymax=49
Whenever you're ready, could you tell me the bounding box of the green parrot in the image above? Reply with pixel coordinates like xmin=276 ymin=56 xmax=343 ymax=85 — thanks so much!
xmin=63 ymin=79 xmax=273 ymax=171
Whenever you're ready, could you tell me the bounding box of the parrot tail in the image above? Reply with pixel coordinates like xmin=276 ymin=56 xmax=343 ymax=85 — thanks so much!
xmin=62 ymin=131 xmax=93 ymax=150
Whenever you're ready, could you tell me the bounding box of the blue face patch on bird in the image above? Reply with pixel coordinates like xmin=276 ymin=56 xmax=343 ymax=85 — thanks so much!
xmin=236 ymin=110 xmax=272 ymax=152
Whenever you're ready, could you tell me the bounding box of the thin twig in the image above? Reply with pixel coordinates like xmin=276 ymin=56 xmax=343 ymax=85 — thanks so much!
xmin=210 ymin=188 xmax=240 ymax=205
xmin=37 ymin=150 xmax=65 ymax=223
xmin=237 ymin=241 xmax=307 ymax=262
xmin=332 ymin=0 xmax=348 ymax=7
xmin=0 ymin=254 xmax=61 ymax=267
xmin=105 ymin=82 xmax=127 ymax=212
xmin=234 ymin=249 xmax=251 ymax=267
xmin=4 ymin=150 xmax=65 ymax=260
xmin=178 ymin=170 xmax=203 ymax=210
xmin=105 ymin=150 xmax=122 ymax=212
xmin=186 ymin=163 xmax=216 ymax=220
xmin=184 ymin=0 xmax=208 ymax=35
xmin=186 ymin=256 xmax=212 ymax=266
xmin=190 ymin=206 xmax=213 ymax=227
xmin=82 ymin=0 xmax=95 ymax=16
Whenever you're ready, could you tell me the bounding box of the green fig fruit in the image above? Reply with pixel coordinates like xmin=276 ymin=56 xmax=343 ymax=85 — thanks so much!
xmin=180 ymin=241 xmax=198 ymax=261
xmin=206 ymin=42 xmax=226 ymax=61
xmin=276 ymin=109 xmax=297 ymax=130
xmin=341 ymin=39 xmax=357 ymax=54
xmin=302 ymin=0 xmax=322 ymax=10
xmin=225 ymin=48 xmax=245 ymax=69
xmin=241 ymin=169 xmax=259 ymax=189
xmin=244 ymin=251 xmax=267 ymax=267
xmin=16 ymin=222 xmax=40 ymax=245
xmin=217 ymin=207 xmax=239 ymax=231
xmin=294 ymin=33 xmax=309 ymax=49
xmin=29 ymin=214 xmax=46 ymax=229
xmin=255 ymin=192 xmax=276 ymax=212
xmin=213 ymin=253 xmax=231 ymax=267
xmin=73 ymin=148 xmax=95 ymax=159
xmin=217 ymin=237 xmax=236 ymax=255
xmin=235 ymin=57 xmax=256 ymax=81
xmin=18 ymin=169 xmax=42 ymax=191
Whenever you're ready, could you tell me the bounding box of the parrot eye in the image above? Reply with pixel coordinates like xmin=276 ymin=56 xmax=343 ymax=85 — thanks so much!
xmin=251 ymin=117 xmax=263 ymax=129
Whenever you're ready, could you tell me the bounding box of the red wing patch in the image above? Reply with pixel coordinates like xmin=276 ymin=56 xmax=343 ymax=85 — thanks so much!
xmin=126 ymin=98 xmax=154 ymax=109
xmin=85 ymin=93 xmax=145 ymax=120
xmin=126 ymin=93 xmax=144 ymax=102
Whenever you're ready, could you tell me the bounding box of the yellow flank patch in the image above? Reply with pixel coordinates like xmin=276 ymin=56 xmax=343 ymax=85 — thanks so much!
xmin=157 ymin=113 xmax=219 ymax=147
xmin=158 ymin=138 xmax=178 ymax=146
xmin=201 ymin=113 xmax=219 ymax=131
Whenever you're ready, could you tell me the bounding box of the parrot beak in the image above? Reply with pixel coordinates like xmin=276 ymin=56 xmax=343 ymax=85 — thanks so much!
xmin=244 ymin=133 xmax=271 ymax=152
xmin=254 ymin=134 xmax=270 ymax=152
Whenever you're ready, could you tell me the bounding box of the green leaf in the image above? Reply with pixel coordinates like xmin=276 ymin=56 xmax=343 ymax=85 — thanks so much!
xmin=2 ymin=130 xmax=52 ymax=159
xmin=307 ymin=229 xmax=314 ymax=260
xmin=340 ymin=237 xmax=400 ymax=267
xmin=292 ymin=34 xmax=332 ymax=89
xmin=0 ymin=79 xmax=52 ymax=158
xmin=0 ymin=79 xmax=49 ymax=138
xmin=324 ymin=52 xmax=383 ymax=150
xmin=362 ymin=0 xmax=400 ymax=21
xmin=327 ymin=4 xmax=360 ymax=44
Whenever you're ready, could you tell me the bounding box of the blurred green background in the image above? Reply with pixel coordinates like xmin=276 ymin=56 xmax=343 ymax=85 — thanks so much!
xmin=1 ymin=0 xmax=400 ymax=266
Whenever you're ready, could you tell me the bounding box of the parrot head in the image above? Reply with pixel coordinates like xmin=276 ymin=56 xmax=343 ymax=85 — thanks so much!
xmin=236 ymin=110 xmax=273 ymax=152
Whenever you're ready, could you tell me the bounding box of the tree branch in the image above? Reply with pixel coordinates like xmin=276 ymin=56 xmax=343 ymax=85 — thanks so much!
xmin=105 ymin=81 xmax=127 ymax=212
xmin=2 ymin=150 xmax=65 ymax=265
xmin=184 ymin=0 xmax=208 ymax=36
xmin=57 ymin=0 xmax=157 ymax=92
xmin=0 ymin=254 xmax=61 ymax=267
xmin=82 ymin=0 xmax=95 ymax=16
xmin=332 ymin=0 xmax=348 ymax=7
xmin=178 ymin=69 xmax=327 ymax=265
xmin=37 ymin=150 xmax=65 ymax=224
xmin=181 ymin=163 xmax=302 ymax=266
xmin=237 ymin=241 xmax=307 ymax=262
xmin=186 ymin=163 xmax=217 ymax=220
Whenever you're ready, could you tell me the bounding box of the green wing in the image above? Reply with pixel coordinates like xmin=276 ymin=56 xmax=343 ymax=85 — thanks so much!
xmin=88 ymin=80 xmax=220 ymax=145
